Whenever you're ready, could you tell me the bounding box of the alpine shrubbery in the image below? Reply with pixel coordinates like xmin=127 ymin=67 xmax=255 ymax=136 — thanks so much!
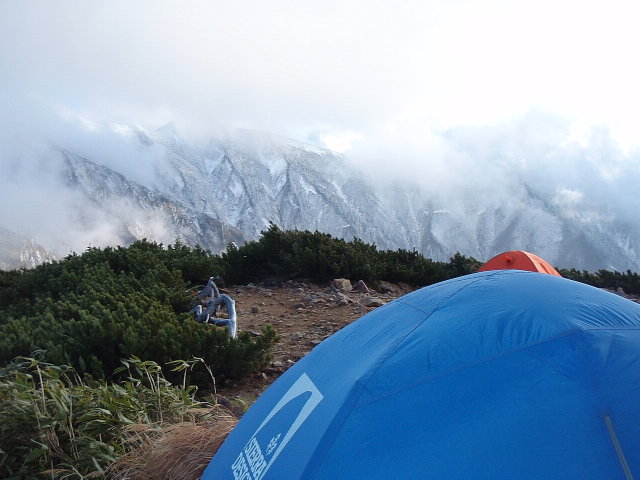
xmin=0 ymin=241 xmax=277 ymax=385
xmin=559 ymin=267 xmax=640 ymax=295
xmin=223 ymin=223 xmax=482 ymax=285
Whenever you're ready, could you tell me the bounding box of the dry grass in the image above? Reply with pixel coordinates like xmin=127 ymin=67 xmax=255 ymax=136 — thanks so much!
xmin=107 ymin=406 xmax=237 ymax=480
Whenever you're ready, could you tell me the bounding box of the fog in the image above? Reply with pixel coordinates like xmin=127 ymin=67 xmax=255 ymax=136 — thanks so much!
xmin=1 ymin=0 xmax=639 ymax=260
xmin=4 ymin=1 xmax=640 ymax=139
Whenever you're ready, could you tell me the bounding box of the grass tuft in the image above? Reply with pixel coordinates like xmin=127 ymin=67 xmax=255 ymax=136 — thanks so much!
xmin=108 ymin=407 xmax=237 ymax=480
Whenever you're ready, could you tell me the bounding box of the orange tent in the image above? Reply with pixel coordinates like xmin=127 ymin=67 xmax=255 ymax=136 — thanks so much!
xmin=478 ymin=250 xmax=562 ymax=276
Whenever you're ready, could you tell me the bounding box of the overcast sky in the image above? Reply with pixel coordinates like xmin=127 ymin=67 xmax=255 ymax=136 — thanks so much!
xmin=2 ymin=0 xmax=640 ymax=147
xmin=1 ymin=0 xmax=640 ymax=265
xmin=1 ymin=0 xmax=639 ymax=224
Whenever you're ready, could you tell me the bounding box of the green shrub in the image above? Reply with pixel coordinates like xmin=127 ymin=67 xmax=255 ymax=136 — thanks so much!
xmin=222 ymin=223 xmax=471 ymax=285
xmin=0 ymin=241 xmax=277 ymax=385
xmin=559 ymin=268 xmax=640 ymax=295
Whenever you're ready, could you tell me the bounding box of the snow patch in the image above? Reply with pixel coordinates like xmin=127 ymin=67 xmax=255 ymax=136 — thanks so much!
xmin=299 ymin=176 xmax=317 ymax=196
xmin=229 ymin=177 xmax=244 ymax=197
xmin=204 ymin=149 xmax=225 ymax=177
xmin=263 ymin=155 xmax=288 ymax=178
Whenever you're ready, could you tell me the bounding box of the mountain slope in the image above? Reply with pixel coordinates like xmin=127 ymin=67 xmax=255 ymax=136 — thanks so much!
xmin=0 ymin=227 xmax=56 ymax=270
xmin=60 ymin=149 xmax=247 ymax=253
xmin=2 ymin=124 xmax=639 ymax=272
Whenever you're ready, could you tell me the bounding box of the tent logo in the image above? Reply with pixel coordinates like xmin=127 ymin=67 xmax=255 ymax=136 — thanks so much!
xmin=231 ymin=373 xmax=324 ymax=480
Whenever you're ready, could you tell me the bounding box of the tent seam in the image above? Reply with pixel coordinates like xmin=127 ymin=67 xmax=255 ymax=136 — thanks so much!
xmin=569 ymin=333 xmax=637 ymax=479
xmin=358 ymin=326 xmax=640 ymax=407
xmin=302 ymin=272 xmax=500 ymax=478
xmin=358 ymin=273 xmax=502 ymax=396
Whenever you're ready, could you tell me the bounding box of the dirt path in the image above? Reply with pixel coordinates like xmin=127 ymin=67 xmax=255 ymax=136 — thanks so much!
xmin=215 ymin=280 xmax=413 ymax=405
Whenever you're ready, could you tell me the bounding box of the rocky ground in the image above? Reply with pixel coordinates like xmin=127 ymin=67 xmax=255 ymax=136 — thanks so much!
xmin=213 ymin=280 xmax=640 ymax=409
xmin=214 ymin=279 xmax=413 ymax=405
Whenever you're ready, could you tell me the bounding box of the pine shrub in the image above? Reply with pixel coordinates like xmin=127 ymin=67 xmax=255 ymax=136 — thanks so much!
xmin=0 ymin=241 xmax=277 ymax=385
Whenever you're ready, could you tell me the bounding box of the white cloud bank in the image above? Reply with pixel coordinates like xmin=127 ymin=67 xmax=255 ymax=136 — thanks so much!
xmin=3 ymin=0 xmax=640 ymax=138
xmin=1 ymin=0 xmax=639 ymax=254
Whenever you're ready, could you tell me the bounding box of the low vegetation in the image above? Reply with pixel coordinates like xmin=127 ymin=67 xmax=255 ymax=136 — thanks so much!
xmin=223 ymin=223 xmax=482 ymax=285
xmin=0 ymin=240 xmax=277 ymax=385
xmin=1 ymin=225 xmax=638 ymax=478
xmin=559 ymin=267 xmax=640 ymax=295
xmin=0 ymin=355 xmax=235 ymax=479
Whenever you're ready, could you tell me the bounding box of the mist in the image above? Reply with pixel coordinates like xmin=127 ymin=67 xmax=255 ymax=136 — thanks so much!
xmin=0 ymin=134 xmax=174 ymax=256
xmin=1 ymin=1 xmax=639 ymax=265
xmin=346 ymin=110 xmax=640 ymax=229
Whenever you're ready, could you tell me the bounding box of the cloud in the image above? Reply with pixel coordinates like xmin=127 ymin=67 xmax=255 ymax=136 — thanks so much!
xmin=0 ymin=142 xmax=169 ymax=256
xmin=316 ymin=131 xmax=363 ymax=153
xmin=3 ymin=0 xmax=640 ymax=141
xmin=343 ymin=110 xmax=640 ymax=228
xmin=1 ymin=0 xmax=640 ymax=260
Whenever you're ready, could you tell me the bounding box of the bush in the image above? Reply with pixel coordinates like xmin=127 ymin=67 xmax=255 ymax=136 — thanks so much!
xmin=559 ymin=268 xmax=640 ymax=295
xmin=0 ymin=240 xmax=277 ymax=385
xmin=222 ymin=223 xmax=474 ymax=285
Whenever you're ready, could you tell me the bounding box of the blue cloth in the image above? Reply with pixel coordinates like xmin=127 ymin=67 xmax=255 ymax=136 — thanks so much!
xmin=203 ymin=270 xmax=640 ymax=479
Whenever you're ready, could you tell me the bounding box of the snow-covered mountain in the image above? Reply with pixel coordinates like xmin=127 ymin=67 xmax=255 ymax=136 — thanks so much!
xmin=60 ymin=149 xmax=247 ymax=253
xmin=0 ymin=227 xmax=56 ymax=270
xmin=2 ymin=123 xmax=639 ymax=272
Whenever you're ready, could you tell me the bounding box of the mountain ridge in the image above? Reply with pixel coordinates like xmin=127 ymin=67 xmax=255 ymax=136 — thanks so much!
xmin=2 ymin=124 xmax=639 ymax=272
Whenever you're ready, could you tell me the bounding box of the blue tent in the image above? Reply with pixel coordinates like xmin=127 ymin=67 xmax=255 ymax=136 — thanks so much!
xmin=203 ymin=270 xmax=640 ymax=479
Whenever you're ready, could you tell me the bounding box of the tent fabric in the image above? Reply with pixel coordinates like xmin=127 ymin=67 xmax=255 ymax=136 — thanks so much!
xmin=203 ymin=270 xmax=640 ymax=480
xmin=478 ymin=250 xmax=562 ymax=276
